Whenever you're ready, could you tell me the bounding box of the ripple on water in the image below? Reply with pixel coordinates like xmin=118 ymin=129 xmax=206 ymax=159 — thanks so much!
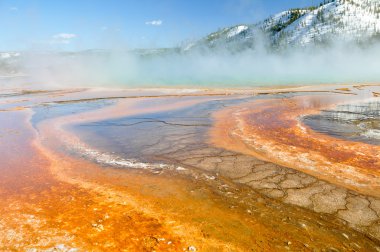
xmin=303 ymin=100 xmax=380 ymax=145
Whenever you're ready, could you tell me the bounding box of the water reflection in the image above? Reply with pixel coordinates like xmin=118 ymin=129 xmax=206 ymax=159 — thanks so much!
xmin=304 ymin=100 xmax=380 ymax=145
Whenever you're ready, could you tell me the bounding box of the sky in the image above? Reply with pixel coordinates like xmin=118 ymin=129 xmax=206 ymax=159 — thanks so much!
xmin=0 ymin=0 xmax=318 ymax=51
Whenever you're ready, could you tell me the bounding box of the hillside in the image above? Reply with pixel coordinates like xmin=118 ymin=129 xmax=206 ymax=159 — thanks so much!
xmin=184 ymin=0 xmax=380 ymax=51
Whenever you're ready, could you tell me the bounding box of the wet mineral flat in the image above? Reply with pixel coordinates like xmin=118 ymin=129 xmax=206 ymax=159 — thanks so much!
xmin=1 ymin=85 xmax=380 ymax=251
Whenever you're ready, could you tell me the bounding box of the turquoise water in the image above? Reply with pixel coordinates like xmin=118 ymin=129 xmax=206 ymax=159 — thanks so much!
xmin=18 ymin=46 xmax=380 ymax=88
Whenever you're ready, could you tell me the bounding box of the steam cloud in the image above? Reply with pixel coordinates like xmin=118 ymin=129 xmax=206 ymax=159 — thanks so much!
xmin=6 ymin=34 xmax=380 ymax=89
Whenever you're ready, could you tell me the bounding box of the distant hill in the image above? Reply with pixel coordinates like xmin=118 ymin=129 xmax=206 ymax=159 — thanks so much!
xmin=184 ymin=0 xmax=380 ymax=51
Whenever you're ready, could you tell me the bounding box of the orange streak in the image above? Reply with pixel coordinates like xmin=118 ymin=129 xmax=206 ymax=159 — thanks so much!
xmin=211 ymin=94 xmax=380 ymax=197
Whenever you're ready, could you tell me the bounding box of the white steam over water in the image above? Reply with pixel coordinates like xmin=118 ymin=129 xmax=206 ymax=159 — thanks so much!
xmin=6 ymin=39 xmax=380 ymax=88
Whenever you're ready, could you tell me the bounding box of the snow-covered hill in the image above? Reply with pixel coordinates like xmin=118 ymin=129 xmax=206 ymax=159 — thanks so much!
xmin=185 ymin=0 xmax=380 ymax=51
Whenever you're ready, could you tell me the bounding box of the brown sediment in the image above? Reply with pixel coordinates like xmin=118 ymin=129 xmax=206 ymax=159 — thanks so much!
xmin=34 ymin=95 xmax=380 ymax=250
xmin=335 ymin=87 xmax=352 ymax=92
xmin=0 ymin=106 xmax=25 ymax=111
xmin=32 ymin=132 xmax=240 ymax=251
xmin=3 ymin=88 xmax=380 ymax=250
xmin=210 ymin=93 xmax=380 ymax=197
xmin=1 ymin=96 xmax=275 ymax=251
xmin=0 ymin=95 xmax=327 ymax=251
xmin=0 ymin=101 xmax=249 ymax=251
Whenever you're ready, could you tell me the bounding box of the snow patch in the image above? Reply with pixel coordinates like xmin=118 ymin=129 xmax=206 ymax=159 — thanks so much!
xmin=227 ymin=25 xmax=248 ymax=38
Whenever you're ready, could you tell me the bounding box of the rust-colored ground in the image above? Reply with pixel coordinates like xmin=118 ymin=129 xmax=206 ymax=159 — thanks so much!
xmin=210 ymin=93 xmax=380 ymax=197
xmin=0 ymin=100 xmax=287 ymax=251
xmin=1 ymin=87 xmax=380 ymax=251
xmin=0 ymin=110 xmax=186 ymax=251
